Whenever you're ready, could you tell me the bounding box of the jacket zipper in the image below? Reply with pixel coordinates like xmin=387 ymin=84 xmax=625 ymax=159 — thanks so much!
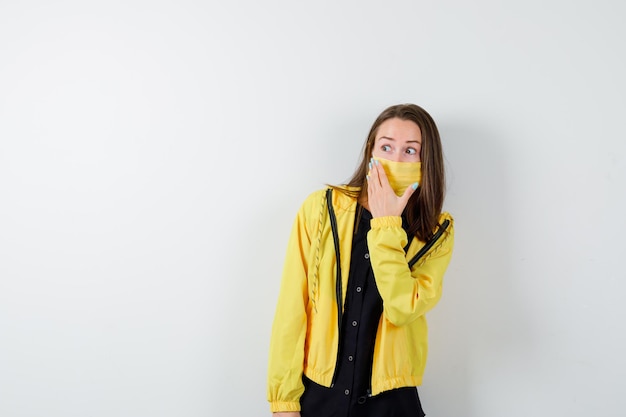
xmin=326 ymin=189 xmax=343 ymax=387
xmin=407 ymin=219 xmax=450 ymax=268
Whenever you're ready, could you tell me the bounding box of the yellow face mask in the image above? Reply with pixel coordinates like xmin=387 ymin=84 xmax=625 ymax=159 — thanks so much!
xmin=372 ymin=158 xmax=422 ymax=197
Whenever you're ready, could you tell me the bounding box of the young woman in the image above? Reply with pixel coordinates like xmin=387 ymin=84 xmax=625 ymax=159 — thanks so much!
xmin=267 ymin=104 xmax=454 ymax=417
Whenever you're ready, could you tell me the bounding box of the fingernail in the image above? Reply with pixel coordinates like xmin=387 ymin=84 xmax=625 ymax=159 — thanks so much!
xmin=412 ymin=182 xmax=418 ymax=190
xmin=368 ymin=162 xmax=372 ymax=170
xmin=366 ymin=175 xmax=370 ymax=181
xmin=375 ymin=159 xmax=380 ymax=166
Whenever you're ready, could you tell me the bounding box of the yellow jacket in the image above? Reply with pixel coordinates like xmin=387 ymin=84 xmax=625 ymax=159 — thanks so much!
xmin=267 ymin=188 xmax=454 ymax=412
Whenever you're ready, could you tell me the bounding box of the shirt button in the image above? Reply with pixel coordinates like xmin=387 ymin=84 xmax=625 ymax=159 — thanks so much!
xmin=364 ymin=253 xmax=370 ymax=259
xmin=356 ymin=286 xmax=362 ymax=293
xmin=344 ymin=389 xmax=350 ymax=395
xmin=352 ymin=320 xmax=358 ymax=327
xmin=348 ymin=355 xmax=354 ymax=361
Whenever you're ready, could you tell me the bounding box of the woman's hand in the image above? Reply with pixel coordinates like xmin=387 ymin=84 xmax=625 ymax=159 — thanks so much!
xmin=367 ymin=158 xmax=417 ymax=218
xmin=273 ymin=413 xmax=300 ymax=417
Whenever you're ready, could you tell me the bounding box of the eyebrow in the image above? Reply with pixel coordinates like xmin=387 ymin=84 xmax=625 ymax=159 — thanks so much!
xmin=379 ymin=136 xmax=421 ymax=144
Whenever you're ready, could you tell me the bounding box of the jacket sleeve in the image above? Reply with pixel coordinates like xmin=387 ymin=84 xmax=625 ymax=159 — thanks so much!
xmin=267 ymin=194 xmax=319 ymax=412
xmin=367 ymin=214 xmax=454 ymax=327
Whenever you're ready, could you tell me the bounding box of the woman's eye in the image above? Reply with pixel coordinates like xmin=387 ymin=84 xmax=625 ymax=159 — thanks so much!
xmin=406 ymin=148 xmax=416 ymax=155
xmin=381 ymin=145 xmax=391 ymax=152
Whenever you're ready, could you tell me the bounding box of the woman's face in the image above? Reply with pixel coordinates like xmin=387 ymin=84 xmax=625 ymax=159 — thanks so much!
xmin=371 ymin=117 xmax=422 ymax=163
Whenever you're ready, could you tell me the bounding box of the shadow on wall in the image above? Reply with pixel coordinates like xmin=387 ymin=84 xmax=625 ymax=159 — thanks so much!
xmin=421 ymin=121 xmax=530 ymax=416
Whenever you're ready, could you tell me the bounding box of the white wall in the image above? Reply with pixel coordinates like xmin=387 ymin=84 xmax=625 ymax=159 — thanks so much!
xmin=1 ymin=1 xmax=624 ymax=416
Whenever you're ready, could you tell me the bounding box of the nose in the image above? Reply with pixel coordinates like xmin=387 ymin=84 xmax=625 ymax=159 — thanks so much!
xmin=388 ymin=152 xmax=403 ymax=162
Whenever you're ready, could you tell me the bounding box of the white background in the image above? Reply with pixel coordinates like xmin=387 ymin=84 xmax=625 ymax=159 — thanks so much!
xmin=1 ymin=1 xmax=625 ymax=416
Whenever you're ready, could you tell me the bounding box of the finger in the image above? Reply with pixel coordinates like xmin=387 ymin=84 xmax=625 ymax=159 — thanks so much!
xmin=374 ymin=158 xmax=391 ymax=189
xmin=369 ymin=158 xmax=382 ymax=187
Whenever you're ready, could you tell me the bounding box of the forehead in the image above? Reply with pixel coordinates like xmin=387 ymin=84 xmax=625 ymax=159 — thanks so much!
xmin=376 ymin=118 xmax=422 ymax=142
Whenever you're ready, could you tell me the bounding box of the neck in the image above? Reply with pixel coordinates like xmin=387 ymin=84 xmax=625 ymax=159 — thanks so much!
xmin=358 ymin=194 xmax=370 ymax=212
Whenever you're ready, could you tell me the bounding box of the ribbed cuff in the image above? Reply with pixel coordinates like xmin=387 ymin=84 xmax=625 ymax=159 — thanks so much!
xmin=370 ymin=216 xmax=402 ymax=229
xmin=270 ymin=401 xmax=301 ymax=412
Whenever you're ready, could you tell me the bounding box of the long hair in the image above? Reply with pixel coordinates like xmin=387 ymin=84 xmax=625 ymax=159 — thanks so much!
xmin=335 ymin=103 xmax=446 ymax=241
